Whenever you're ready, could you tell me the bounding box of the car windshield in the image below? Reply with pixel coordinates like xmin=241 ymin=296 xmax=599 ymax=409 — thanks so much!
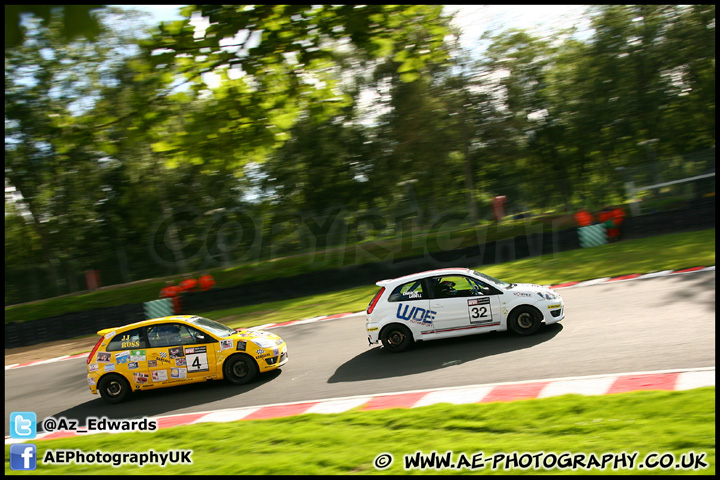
xmin=186 ymin=316 xmax=236 ymax=338
xmin=472 ymin=270 xmax=511 ymax=288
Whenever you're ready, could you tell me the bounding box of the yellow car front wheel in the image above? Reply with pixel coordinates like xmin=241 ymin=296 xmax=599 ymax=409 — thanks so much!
xmin=223 ymin=354 xmax=258 ymax=385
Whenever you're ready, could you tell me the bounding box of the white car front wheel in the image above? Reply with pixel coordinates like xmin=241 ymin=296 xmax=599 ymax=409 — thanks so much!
xmin=508 ymin=306 xmax=542 ymax=336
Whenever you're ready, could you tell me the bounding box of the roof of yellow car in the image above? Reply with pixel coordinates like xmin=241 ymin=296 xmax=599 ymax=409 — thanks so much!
xmin=96 ymin=315 xmax=198 ymax=336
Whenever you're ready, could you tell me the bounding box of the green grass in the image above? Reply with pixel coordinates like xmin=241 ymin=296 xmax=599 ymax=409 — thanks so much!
xmin=5 ymin=388 xmax=714 ymax=475
xmin=477 ymin=228 xmax=716 ymax=286
xmin=200 ymin=228 xmax=715 ymax=330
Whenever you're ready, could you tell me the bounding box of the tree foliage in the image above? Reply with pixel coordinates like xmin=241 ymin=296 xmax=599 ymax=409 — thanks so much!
xmin=5 ymin=5 xmax=715 ymax=305
xmin=138 ymin=4 xmax=452 ymax=170
xmin=5 ymin=5 xmax=105 ymax=48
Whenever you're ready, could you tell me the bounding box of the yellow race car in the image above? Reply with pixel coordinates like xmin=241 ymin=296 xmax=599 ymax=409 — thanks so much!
xmin=86 ymin=315 xmax=288 ymax=403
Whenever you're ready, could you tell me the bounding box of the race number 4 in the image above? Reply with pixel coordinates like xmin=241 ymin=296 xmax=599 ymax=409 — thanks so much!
xmin=185 ymin=346 xmax=209 ymax=372
xmin=468 ymin=297 xmax=493 ymax=324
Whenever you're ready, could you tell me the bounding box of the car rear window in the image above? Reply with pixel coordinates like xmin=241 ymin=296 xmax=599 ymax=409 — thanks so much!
xmin=388 ymin=280 xmax=426 ymax=302
xmin=106 ymin=327 xmax=148 ymax=351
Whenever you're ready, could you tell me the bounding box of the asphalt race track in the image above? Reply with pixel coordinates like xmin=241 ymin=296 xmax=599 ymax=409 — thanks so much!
xmin=4 ymin=270 xmax=715 ymax=437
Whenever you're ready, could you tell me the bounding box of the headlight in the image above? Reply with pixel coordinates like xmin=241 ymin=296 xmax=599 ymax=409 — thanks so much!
xmin=537 ymin=291 xmax=557 ymax=300
xmin=251 ymin=338 xmax=276 ymax=349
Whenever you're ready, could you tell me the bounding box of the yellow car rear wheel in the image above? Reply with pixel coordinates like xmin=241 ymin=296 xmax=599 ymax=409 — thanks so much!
xmin=98 ymin=373 xmax=131 ymax=404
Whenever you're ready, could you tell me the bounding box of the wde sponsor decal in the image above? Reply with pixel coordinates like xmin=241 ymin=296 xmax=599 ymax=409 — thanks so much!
xmin=396 ymin=304 xmax=437 ymax=325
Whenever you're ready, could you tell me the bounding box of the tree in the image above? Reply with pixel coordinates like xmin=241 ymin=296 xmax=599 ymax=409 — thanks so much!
xmin=477 ymin=29 xmax=570 ymax=211
xmin=4 ymin=8 xmax=154 ymax=297
xmin=5 ymin=5 xmax=105 ymax=48
xmin=140 ymin=5 xmax=452 ymax=171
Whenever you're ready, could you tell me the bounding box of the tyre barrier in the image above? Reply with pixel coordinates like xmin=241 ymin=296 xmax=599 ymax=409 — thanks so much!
xmin=5 ymin=304 xmax=145 ymax=349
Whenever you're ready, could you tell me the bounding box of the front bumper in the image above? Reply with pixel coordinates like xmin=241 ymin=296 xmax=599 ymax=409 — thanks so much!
xmin=258 ymin=344 xmax=288 ymax=371
xmin=543 ymin=301 xmax=565 ymax=325
xmin=276 ymin=347 xmax=289 ymax=367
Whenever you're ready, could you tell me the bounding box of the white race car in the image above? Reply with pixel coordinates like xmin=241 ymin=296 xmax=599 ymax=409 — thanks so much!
xmin=365 ymin=267 xmax=564 ymax=352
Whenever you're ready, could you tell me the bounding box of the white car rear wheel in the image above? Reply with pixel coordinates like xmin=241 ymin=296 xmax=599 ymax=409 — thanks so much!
xmin=381 ymin=324 xmax=413 ymax=353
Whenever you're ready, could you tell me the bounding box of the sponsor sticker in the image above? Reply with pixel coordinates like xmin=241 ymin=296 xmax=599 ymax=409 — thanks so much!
xmin=97 ymin=352 xmax=112 ymax=363
xmin=115 ymin=351 xmax=130 ymax=364
xmin=168 ymin=347 xmax=184 ymax=359
xmin=396 ymin=304 xmax=436 ymax=326
xmin=130 ymin=350 xmax=146 ymax=362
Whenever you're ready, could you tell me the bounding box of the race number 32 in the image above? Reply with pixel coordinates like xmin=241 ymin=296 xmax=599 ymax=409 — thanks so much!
xmin=468 ymin=297 xmax=493 ymax=324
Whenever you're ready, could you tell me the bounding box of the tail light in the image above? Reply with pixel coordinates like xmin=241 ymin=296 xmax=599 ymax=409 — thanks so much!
xmin=87 ymin=336 xmax=104 ymax=364
xmin=366 ymin=287 xmax=385 ymax=314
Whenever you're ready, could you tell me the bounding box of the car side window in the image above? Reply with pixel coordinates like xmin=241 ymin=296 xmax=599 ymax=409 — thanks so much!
xmin=430 ymin=276 xmax=479 ymax=298
xmin=181 ymin=325 xmax=217 ymax=345
xmin=468 ymin=277 xmax=499 ymax=295
xmin=106 ymin=327 xmax=147 ymax=351
xmin=388 ymin=280 xmax=426 ymax=302
xmin=147 ymin=323 xmax=185 ymax=348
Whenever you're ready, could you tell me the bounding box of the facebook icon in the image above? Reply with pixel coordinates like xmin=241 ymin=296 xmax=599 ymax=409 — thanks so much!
xmin=10 ymin=444 xmax=37 ymax=470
